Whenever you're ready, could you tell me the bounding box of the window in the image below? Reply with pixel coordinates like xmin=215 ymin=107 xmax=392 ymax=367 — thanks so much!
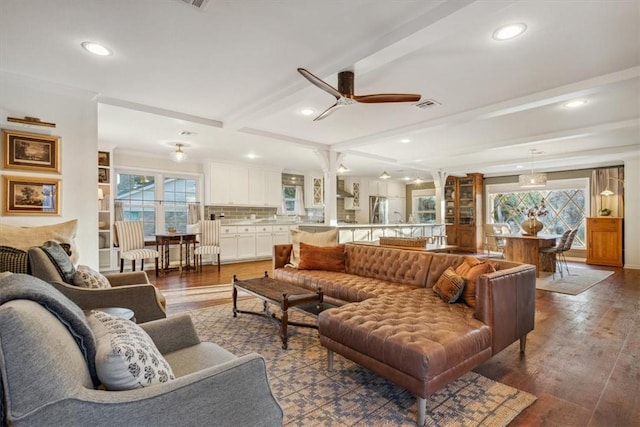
xmin=412 ymin=189 xmax=436 ymax=223
xmin=116 ymin=171 xmax=199 ymax=239
xmin=283 ymin=185 xmax=296 ymax=213
xmin=486 ymin=178 xmax=589 ymax=248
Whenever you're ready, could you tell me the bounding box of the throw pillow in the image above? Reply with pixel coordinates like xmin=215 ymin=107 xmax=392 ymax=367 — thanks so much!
xmin=0 ymin=219 xmax=79 ymax=263
xmin=40 ymin=241 xmax=76 ymax=284
xmin=288 ymin=229 xmax=339 ymax=268
xmin=0 ymin=246 xmax=29 ymax=274
xmin=73 ymin=265 xmax=111 ymax=289
xmin=298 ymin=242 xmax=346 ymax=272
xmin=433 ymin=267 xmax=466 ymax=303
xmin=88 ymin=310 xmax=175 ymax=390
xmin=455 ymin=257 xmax=496 ymax=308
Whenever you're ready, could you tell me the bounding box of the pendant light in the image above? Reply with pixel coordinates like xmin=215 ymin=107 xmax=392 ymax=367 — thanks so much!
xmin=519 ymin=149 xmax=546 ymax=188
xmin=379 ymin=171 xmax=391 ymax=180
xmin=171 ymin=143 xmax=187 ymax=162
xmin=337 ymin=163 xmax=349 ymax=173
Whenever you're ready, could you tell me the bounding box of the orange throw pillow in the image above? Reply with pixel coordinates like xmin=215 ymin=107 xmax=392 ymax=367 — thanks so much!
xmin=298 ymin=242 xmax=346 ymax=272
xmin=455 ymin=257 xmax=496 ymax=308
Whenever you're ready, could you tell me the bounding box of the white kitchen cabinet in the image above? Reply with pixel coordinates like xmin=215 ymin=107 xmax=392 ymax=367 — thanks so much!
xmin=387 ymin=182 xmax=406 ymax=198
xmin=206 ymin=163 xmax=249 ymax=205
xmin=369 ymin=180 xmax=388 ymax=197
xmin=255 ymin=225 xmax=274 ymax=257
xmin=343 ymin=178 xmax=361 ymax=210
xmin=305 ymin=174 xmax=324 ymax=207
xmin=272 ymin=224 xmax=292 ymax=245
xmin=249 ymin=169 xmax=282 ymax=207
xmin=219 ymin=225 xmax=238 ymax=262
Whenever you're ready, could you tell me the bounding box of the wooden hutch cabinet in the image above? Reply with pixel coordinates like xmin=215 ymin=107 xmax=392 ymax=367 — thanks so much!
xmin=444 ymin=173 xmax=483 ymax=252
xmin=586 ymin=217 xmax=623 ymax=267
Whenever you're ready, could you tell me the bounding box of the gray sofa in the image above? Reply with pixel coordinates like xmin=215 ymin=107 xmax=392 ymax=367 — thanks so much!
xmin=0 ymin=273 xmax=283 ymax=426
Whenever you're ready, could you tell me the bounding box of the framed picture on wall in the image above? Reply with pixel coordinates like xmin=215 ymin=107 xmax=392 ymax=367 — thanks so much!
xmin=98 ymin=151 xmax=110 ymax=166
xmin=2 ymin=129 xmax=61 ymax=173
xmin=98 ymin=168 xmax=109 ymax=183
xmin=2 ymin=175 xmax=61 ymax=215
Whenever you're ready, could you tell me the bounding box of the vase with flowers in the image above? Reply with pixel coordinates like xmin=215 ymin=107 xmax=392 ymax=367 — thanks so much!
xmin=518 ymin=199 xmax=548 ymax=236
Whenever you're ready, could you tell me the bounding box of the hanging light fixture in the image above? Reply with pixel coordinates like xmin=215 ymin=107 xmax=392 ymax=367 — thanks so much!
xmin=171 ymin=143 xmax=187 ymax=162
xmin=337 ymin=163 xmax=349 ymax=173
xmin=519 ymin=149 xmax=546 ymax=188
xmin=379 ymin=171 xmax=391 ymax=180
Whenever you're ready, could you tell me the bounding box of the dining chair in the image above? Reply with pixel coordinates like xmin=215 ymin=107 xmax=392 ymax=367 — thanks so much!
xmin=194 ymin=219 xmax=221 ymax=272
xmin=114 ymin=221 xmax=159 ymax=276
xmin=539 ymin=229 xmax=572 ymax=279
xmin=558 ymin=228 xmax=578 ymax=276
xmin=484 ymin=223 xmax=512 ymax=258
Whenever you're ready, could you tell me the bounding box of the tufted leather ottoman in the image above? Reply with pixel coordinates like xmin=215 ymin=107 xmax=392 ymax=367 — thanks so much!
xmin=319 ymin=287 xmax=493 ymax=423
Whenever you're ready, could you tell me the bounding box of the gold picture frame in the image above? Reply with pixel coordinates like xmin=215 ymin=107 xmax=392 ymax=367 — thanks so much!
xmin=2 ymin=129 xmax=61 ymax=173
xmin=3 ymin=175 xmax=61 ymax=215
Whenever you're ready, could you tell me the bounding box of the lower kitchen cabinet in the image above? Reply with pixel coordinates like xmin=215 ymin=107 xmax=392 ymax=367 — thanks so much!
xmin=219 ymin=224 xmax=296 ymax=263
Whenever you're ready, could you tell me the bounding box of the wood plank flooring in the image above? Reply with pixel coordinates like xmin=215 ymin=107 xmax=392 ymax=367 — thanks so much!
xmin=152 ymin=260 xmax=640 ymax=426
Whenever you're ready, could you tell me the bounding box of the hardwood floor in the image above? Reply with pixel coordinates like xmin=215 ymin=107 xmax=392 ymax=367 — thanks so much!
xmin=153 ymin=260 xmax=640 ymax=426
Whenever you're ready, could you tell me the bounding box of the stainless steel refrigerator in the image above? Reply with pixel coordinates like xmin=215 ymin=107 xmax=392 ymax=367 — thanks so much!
xmin=369 ymin=196 xmax=388 ymax=224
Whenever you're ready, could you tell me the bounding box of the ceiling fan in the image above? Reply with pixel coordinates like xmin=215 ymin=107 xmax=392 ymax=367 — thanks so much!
xmin=297 ymin=68 xmax=421 ymax=121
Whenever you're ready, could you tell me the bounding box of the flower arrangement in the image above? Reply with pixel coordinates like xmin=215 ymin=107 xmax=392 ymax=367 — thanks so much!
xmin=518 ymin=199 xmax=549 ymax=219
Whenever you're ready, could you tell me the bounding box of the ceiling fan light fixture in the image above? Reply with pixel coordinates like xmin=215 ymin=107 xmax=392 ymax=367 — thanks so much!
xmin=171 ymin=143 xmax=187 ymax=162
xmin=379 ymin=171 xmax=391 ymax=180
xmin=492 ymin=23 xmax=527 ymax=41
xmin=519 ymin=149 xmax=546 ymax=188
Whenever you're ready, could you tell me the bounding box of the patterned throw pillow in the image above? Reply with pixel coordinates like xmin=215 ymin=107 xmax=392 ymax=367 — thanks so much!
xmin=433 ymin=266 xmax=466 ymax=303
xmin=88 ymin=310 xmax=175 ymax=390
xmin=40 ymin=240 xmax=76 ymax=284
xmin=0 ymin=246 xmax=29 ymax=274
xmin=73 ymin=265 xmax=111 ymax=289
xmin=455 ymin=256 xmax=496 ymax=308
xmin=298 ymin=242 xmax=346 ymax=272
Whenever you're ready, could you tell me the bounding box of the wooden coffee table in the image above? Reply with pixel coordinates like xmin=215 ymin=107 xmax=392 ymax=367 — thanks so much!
xmin=232 ymin=272 xmax=323 ymax=349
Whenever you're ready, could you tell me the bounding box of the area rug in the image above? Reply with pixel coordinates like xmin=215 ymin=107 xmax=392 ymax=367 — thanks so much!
xmin=188 ymin=299 xmax=537 ymax=426
xmin=162 ymin=284 xmax=236 ymax=306
xmin=536 ymin=267 xmax=614 ymax=295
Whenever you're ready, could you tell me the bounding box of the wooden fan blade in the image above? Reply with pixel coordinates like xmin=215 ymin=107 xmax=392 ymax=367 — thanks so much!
xmin=298 ymin=68 xmax=342 ymax=99
xmin=313 ymin=102 xmax=343 ymax=121
xmin=353 ymin=93 xmax=422 ymax=103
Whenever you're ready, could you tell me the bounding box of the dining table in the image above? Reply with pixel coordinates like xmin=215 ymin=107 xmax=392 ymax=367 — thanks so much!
xmin=155 ymin=232 xmax=198 ymax=274
xmin=501 ymin=233 xmax=560 ymax=277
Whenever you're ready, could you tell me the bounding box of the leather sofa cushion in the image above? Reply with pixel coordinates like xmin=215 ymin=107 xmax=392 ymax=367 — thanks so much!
xmin=298 ymin=242 xmax=345 ymax=272
xmin=345 ymin=244 xmax=432 ymax=287
xmin=273 ymin=267 xmax=421 ymax=303
xmin=318 ymin=288 xmax=491 ymax=380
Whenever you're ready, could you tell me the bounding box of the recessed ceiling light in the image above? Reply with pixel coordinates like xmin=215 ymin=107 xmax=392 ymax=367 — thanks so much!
xmin=300 ymin=108 xmax=315 ymax=116
xmin=400 ymin=138 xmax=411 ymax=144
xmin=81 ymin=42 xmax=113 ymax=56
xmin=246 ymin=153 xmax=259 ymax=159
xmin=564 ymin=99 xmax=588 ymax=108
xmin=516 ymin=165 xmax=524 ymax=169
xmin=492 ymin=23 xmax=527 ymax=41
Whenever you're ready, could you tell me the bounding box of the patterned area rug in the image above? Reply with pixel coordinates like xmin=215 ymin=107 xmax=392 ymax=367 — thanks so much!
xmin=536 ymin=267 xmax=614 ymax=295
xmin=188 ymin=299 xmax=537 ymax=426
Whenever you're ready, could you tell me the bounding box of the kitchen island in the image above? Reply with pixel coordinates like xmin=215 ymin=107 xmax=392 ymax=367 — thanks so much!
xmin=298 ymin=223 xmax=447 ymax=244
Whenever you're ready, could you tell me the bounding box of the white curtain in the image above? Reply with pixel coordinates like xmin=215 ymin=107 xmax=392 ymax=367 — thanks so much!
xmin=294 ymin=185 xmax=306 ymax=216
xmin=187 ymin=203 xmax=201 ymax=224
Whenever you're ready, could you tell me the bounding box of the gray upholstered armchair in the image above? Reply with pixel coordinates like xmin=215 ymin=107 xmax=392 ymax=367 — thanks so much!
xmin=28 ymin=246 xmax=166 ymax=323
xmin=0 ymin=273 xmax=283 ymax=426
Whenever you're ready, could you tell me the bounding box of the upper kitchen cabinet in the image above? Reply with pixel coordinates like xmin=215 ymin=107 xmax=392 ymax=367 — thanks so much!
xmin=343 ymin=177 xmax=361 ymax=210
xmin=305 ymin=174 xmax=324 ymax=208
xmin=249 ymin=169 xmax=282 ymax=206
xmin=206 ymin=163 xmax=281 ymax=206
xmin=387 ymin=182 xmax=406 ymax=198
xmin=369 ymin=180 xmax=388 ymax=197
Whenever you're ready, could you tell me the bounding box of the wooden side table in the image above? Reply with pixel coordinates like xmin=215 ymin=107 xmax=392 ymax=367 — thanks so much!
xmin=155 ymin=233 xmax=197 ymax=274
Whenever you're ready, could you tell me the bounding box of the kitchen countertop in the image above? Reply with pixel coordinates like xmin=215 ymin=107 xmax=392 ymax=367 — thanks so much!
xmin=298 ymin=223 xmax=445 ymax=228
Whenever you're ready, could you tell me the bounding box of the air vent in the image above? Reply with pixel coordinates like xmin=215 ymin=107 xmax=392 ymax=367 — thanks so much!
xmin=180 ymin=0 xmax=209 ymax=10
xmin=415 ymin=99 xmax=441 ymax=109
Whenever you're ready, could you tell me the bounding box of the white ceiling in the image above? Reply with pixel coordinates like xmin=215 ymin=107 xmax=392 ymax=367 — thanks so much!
xmin=1 ymin=0 xmax=639 ymax=181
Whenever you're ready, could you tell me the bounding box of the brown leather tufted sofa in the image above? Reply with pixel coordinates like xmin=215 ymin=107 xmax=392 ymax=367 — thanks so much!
xmin=273 ymin=243 xmax=536 ymax=425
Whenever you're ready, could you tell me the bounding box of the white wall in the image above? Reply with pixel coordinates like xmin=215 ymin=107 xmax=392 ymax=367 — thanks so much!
xmin=623 ymin=155 xmax=640 ymax=269
xmin=0 ymin=72 xmax=99 ymax=267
